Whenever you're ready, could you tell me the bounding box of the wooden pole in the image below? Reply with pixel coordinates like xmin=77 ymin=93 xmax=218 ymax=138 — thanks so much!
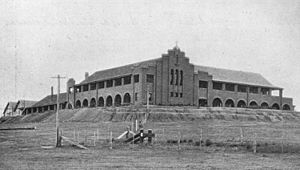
xmin=51 ymin=74 xmax=65 ymax=147
xmin=56 ymin=75 xmax=61 ymax=147
xmin=281 ymin=131 xmax=284 ymax=153
xmin=253 ymin=133 xmax=257 ymax=153
xmin=77 ymin=131 xmax=79 ymax=143
xmin=97 ymin=128 xmax=99 ymax=140
xmin=135 ymin=119 xmax=138 ymax=132
xmin=178 ymin=131 xmax=181 ymax=150
xmin=110 ymin=131 xmax=113 ymax=149
xmin=163 ymin=128 xmax=165 ymax=142
xmin=240 ymin=127 xmax=244 ymax=143
xmin=73 ymin=129 xmax=76 ymax=141
xmin=200 ymin=128 xmax=203 ymax=147
xmin=94 ymin=131 xmax=96 ymax=147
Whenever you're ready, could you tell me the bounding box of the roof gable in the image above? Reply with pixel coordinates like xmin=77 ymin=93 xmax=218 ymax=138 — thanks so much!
xmin=195 ymin=65 xmax=278 ymax=88
xmin=80 ymin=58 xmax=160 ymax=85
xmin=31 ymin=93 xmax=67 ymax=108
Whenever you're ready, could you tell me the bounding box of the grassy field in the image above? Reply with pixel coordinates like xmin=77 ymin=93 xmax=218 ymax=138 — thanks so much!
xmin=1 ymin=119 xmax=300 ymax=169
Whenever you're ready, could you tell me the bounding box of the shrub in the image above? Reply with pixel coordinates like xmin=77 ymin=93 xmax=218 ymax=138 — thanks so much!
xmin=205 ymin=139 xmax=212 ymax=146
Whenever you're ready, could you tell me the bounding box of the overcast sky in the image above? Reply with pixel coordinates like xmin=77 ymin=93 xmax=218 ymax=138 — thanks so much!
xmin=0 ymin=0 xmax=299 ymax=115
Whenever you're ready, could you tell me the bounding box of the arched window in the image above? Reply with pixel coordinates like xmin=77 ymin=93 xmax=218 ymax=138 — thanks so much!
xmin=106 ymin=96 xmax=113 ymax=107
xmin=123 ymin=93 xmax=131 ymax=105
xmin=272 ymin=103 xmax=280 ymax=110
xmin=83 ymin=99 xmax=88 ymax=107
xmin=115 ymin=94 xmax=122 ymax=107
xmin=261 ymin=102 xmax=269 ymax=109
xmin=170 ymin=69 xmax=174 ymax=85
xmin=225 ymin=99 xmax=234 ymax=107
xmin=283 ymin=104 xmax=290 ymax=110
xmin=75 ymin=100 xmax=81 ymax=108
xmin=237 ymin=100 xmax=246 ymax=108
xmin=175 ymin=69 xmax=179 ymax=85
xmin=67 ymin=103 xmax=73 ymax=109
xmin=212 ymin=98 xmax=222 ymax=107
xmin=98 ymin=97 xmax=104 ymax=107
xmin=90 ymin=98 xmax=96 ymax=107
xmin=180 ymin=70 xmax=183 ymax=86
xmin=249 ymin=101 xmax=258 ymax=108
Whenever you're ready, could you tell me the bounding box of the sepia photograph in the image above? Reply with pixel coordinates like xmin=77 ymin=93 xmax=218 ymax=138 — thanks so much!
xmin=0 ymin=0 xmax=300 ymax=169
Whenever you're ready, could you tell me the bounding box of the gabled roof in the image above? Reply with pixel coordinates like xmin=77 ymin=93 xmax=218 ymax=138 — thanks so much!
xmin=31 ymin=93 xmax=68 ymax=108
xmin=194 ymin=65 xmax=279 ymax=88
xmin=79 ymin=58 xmax=160 ymax=85
xmin=16 ymin=100 xmax=37 ymax=110
xmin=3 ymin=102 xmax=17 ymax=115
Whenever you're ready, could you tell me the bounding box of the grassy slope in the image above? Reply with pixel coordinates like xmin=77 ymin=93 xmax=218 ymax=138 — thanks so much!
xmin=1 ymin=107 xmax=300 ymax=169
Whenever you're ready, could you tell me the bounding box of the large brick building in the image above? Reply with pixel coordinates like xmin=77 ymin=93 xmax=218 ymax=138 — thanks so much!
xmin=25 ymin=46 xmax=294 ymax=114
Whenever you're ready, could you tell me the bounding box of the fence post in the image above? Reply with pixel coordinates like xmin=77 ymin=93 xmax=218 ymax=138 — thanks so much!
xmin=77 ymin=130 xmax=80 ymax=143
xmin=178 ymin=131 xmax=181 ymax=150
xmin=240 ymin=127 xmax=244 ymax=143
xmin=200 ymin=128 xmax=203 ymax=147
xmin=73 ymin=129 xmax=76 ymax=141
xmin=253 ymin=133 xmax=257 ymax=153
xmin=281 ymin=131 xmax=284 ymax=153
xmin=84 ymin=130 xmax=87 ymax=145
xmin=110 ymin=131 xmax=113 ymax=149
xmin=97 ymin=128 xmax=99 ymax=140
xmin=135 ymin=119 xmax=138 ymax=132
xmin=148 ymin=129 xmax=153 ymax=144
xmin=163 ymin=128 xmax=165 ymax=142
xmin=94 ymin=131 xmax=96 ymax=146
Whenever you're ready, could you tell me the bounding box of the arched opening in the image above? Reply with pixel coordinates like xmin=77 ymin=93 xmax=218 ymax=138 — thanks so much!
xmin=199 ymin=99 xmax=207 ymax=107
xmin=249 ymin=101 xmax=258 ymax=108
xmin=90 ymin=98 xmax=96 ymax=107
xmin=261 ymin=102 xmax=269 ymax=109
xmin=106 ymin=96 xmax=113 ymax=107
xmin=283 ymin=104 xmax=291 ymax=110
xmin=212 ymin=98 xmax=222 ymax=107
xmin=272 ymin=103 xmax=280 ymax=110
xmin=114 ymin=94 xmax=122 ymax=107
xmin=83 ymin=99 xmax=89 ymax=107
xmin=75 ymin=100 xmax=81 ymax=108
xmin=98 ymin=97 xmax=104 ymax=107
xmin=225 ymin=99 xmax=234 ymax=107
xmin=123 ymin=93 xmax=131 ymax=105
xmin=237 ymin=100 xmax=246 ymax=108
xmin=67 ymin=103 xmax=73 ymax=109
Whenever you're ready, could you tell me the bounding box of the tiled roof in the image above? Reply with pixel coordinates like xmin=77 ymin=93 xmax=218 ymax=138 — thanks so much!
xmin=195 ymin=65 xmax=279 ymax=88
xmin=31 ymin=93 xmax=68 ymax=108
xmin=79 ymin=58 xmax=160 ymax=85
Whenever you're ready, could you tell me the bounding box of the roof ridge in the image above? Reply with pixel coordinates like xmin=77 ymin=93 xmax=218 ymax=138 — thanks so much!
xmin=195 ymin=64 xmax=262 ymax=75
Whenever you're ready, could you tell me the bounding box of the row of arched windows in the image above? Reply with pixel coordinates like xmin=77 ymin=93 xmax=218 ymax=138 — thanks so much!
xmin=170 ymin=69 xmax=183 ymax=86
xmin=210 ymin=98 xmax=291 ymax=110
xmin=74 ymin=93 xmax=131 ymax=108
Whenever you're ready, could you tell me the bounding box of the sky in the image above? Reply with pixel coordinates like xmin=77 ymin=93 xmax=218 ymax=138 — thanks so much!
xmin=0 ymin=0 xmax=299 ymax=115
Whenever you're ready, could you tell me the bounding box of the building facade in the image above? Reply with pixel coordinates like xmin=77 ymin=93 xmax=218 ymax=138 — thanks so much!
xmin=25 ymin=46 xmax=294 ymax=114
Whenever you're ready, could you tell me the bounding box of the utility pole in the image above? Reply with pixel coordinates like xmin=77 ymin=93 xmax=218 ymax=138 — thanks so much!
xmin=51 ymin=75 xmax=66 ymax=147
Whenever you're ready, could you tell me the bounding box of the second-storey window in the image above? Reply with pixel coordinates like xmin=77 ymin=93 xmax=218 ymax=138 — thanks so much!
xmin=199 ymin=81 xmax=208 ymax=88
xmin=225 ymin=83 xmax=235 ymax=91
xmin=106 ymin=80 xmax=113 ymax=88
xmin=213 ymin=82 xmax=222 ymax=90
xmin=146 ymin=74 xmax=154 ymax=83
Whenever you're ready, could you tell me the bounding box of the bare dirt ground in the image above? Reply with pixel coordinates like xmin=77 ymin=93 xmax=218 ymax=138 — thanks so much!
xmin=1 ymin=119 xmax=300 ymax=169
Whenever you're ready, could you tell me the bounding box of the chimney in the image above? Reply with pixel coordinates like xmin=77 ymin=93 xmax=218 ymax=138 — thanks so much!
xmin=85 ymin=72 xmax=89 ymax=80
xmin=51 ymin=86 xmax=54 ymax=99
